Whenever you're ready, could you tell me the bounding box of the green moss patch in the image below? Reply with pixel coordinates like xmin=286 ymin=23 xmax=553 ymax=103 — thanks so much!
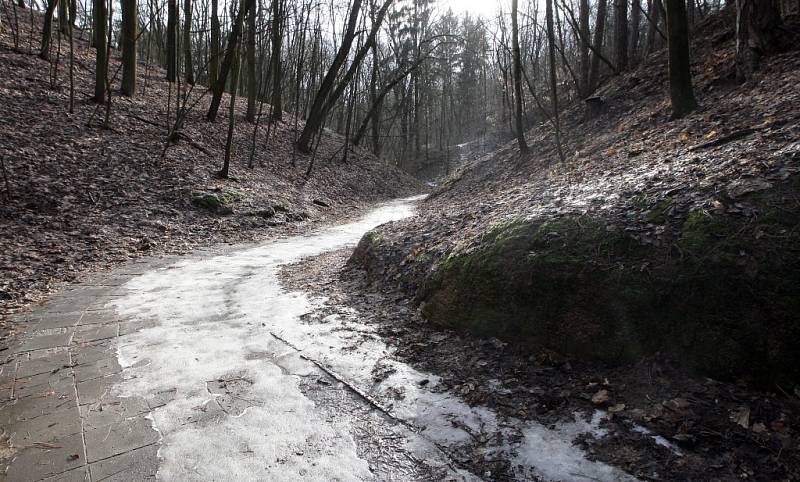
xmin=414 ymin=178 xmax=800 ymax=386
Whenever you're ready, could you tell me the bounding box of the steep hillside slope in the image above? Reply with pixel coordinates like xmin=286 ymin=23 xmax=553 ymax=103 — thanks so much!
xmin=0 ymin=7 xmax=421 ymax=342
xmin=351 ymin=10 xmax=800 ymax=384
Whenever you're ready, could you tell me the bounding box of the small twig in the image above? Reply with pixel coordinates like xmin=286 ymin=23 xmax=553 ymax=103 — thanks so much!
xmin=689 ymin=128 xmax=759 ymax=151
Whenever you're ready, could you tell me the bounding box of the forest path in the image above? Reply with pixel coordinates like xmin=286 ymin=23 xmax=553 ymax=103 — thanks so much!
xmin=2 ymin=197 xmax=633 ymax=481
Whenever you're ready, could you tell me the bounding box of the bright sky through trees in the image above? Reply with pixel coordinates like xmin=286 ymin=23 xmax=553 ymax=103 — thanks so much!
xmin=440 ymin=0 xmax=503 ymax=18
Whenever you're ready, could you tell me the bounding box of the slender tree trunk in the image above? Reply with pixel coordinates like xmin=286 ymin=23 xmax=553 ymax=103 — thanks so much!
xmin=630 ymin=0 xmax=641 ymax=64
xmin=614 ymin=0 xmax=629 ymax=71
xmin=588 ymin=0 xmax=608 ymax=90
xmin=166 ymin=0 xmax=177 ymax=82
xmin=121 ymin=0 xmax=137 ymax=96
xmin=578 ymin=0 xmax=590 ymax=96
xmin=296 ymin=0 xmax=363 ymax=153
xmin=665 ymin=0 xmax=697 ymax=117
xmin=93 ymin=0 xmax=106 ymax=102
xmin=183 ymin=0 xmax=194 ymax=84
xmin=511 ymin=0 xmax=528 ymax=154
xmin=210 ymin=0 xmax=220 ymax=85
xmin=58 ymin=0 xmax=68 ymax=34
xmin=269 ymin=0 xmax=283 ymax=121
xmin=245 ymin=0 xmax=256 ymax=122
xmin=646 ymin=0 xmax=663 ymax=55
xmin=39 ymin=0 xmax=58 ymax=59
xmin=207 ymin=0 xmax=254 ymax=121
xmin=68 ymin=0 xmax=74 ymax=112
xmin=546 ymin=0 xmax=566 ymax=163
xmin=221 ymin=48 xmax=241 ymax=179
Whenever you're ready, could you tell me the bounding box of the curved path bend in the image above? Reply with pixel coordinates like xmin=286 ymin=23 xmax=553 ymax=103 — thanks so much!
xmin=1 ymin=197 xmax=633 ymax=482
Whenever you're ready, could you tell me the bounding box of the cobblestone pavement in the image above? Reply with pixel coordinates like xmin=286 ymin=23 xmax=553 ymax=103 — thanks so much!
xmin=0 ymin=258 xmax=175 ymax=482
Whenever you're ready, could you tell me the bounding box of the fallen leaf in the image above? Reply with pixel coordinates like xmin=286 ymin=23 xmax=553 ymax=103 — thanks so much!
xmin=608 ymin=403 xmax=626 ymax=413
xmin=591 ymin=389 xmax=609 ymax=405
xmin=730 ymin=406 xmax=750 ymax=429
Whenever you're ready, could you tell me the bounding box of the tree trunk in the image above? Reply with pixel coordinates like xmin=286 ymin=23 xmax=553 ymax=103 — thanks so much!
xmin=614 ymin=0 xmax=629 ymax=71
xmin=646 ymin=0 xmax=663 ymax=55
xmin=221 ymin=48 xmax=241 ymax=179
xmin=92 ymin=0 xmax=107 ymax=102
xmin=296 ymin=0 xmax=363 ymax=153
xmin=121 ymin=0 xmax=137 ymax=96
xmin=207 ymin=0 xmax=255 ymax=122
xmin=665 ymin=0 xmax=697 ymax=117
xmin=630 ymin=0 xmax=641 ymax=64
xmin=299 ymin=0 xmax=393 ymax=153
xmin=58 ymin=0 xmax=68 ymax=35
xmin=578 ymin=0 xmax=590 ymax=96
xmin=269 ymin=0 xmax=282 ymax=121
xmin=511 ymin=0 xmax=529 ymax=154
xmin=183 ymin=0 xmax=194 ymax=84
xmin=210 ymin=0 xmax=220 ymax=85
xmin=735 ymin=0 xmax=785 ymax=81
xmin=166 ymin=0 xmax=177 ymax=82
xmin=588 ymin=0 xmax=608 ymax=90
xmin=546 ymin=0 xmax=566 ymax=162
xmin=245 ymin=0 xmax=256 ymax=122
xmin=39 ymin=0 xmax=58 ymax=59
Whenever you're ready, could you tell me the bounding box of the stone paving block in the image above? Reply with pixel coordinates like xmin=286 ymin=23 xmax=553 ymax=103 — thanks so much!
xmin=58 ymin=287 xmax=112 ymax=299
xmin=40 ymin=299 xmax=91 ymax=314
xmin=76 ymin=373 xmax=122 ymax=406
xmin=8 ymin=387 xmax=77 ymax=422
xmin=76 ymin=310 xmax=123 ymax=326
xmin=7 ymin=404 xmax=83 ymax=446
xmin=41 ymin=466 xmax=90 ymax=482
xmin=88 ymin=443 xmax=158 ymax=481
xmin=70 ymin=341 xmax=115 ymax=366
xmin=15 ymin=348 xmax=71 ymax=378
xmin=5 ymin=432 xmax=85 ymax=482
xmin=73 ymin=324 xmax=118 ymax=345
xmin=118 ymin=319 xmax=159 ymax=337
xmin=73 ymin=357 xmax=122 ymax=384
xmin=84 ymin=415 xmax=160 ymax=463
xmin=15 ymin=328 xmax=75 ymax=354
xmin=13 ymin=371 xmax=73 ymax=400
xmin=80 ymin=397 xmax=151 ymax=430
xmin=35 ymin=313 xmax=83 ymax=330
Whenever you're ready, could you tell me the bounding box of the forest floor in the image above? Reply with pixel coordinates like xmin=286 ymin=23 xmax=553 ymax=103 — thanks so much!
xmin=314 ymin=9 xmax=800 ymax=482
xmin=0 ymin=6 xmax=420 ymax=350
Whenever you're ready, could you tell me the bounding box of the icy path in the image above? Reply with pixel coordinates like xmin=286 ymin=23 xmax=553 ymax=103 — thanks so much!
xmin=110 ymin=196 xmax=634 ymax=481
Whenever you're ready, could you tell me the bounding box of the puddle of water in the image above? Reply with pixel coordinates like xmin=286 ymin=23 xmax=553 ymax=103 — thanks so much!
xmin=111 ymin=195 xmax=634 ymax=481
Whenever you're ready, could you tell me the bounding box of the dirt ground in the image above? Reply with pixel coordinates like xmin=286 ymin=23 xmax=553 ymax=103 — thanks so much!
xmin=280 ymin=249 xmax=800 ymax=481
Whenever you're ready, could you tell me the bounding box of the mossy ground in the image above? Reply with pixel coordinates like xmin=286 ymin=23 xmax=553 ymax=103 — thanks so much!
xmin=408 ymin=177 xmax=800 ymax=386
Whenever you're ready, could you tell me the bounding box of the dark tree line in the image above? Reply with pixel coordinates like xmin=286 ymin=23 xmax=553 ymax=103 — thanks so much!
xmin=19 ymin=0 xmax=799 ymax=177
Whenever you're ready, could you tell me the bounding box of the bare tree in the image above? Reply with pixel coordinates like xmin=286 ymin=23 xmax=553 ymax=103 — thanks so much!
xmin=184 ymin=0 xmax=194 ymax=84
xmin=269 ymin=0 xmax=283 ymax=121
xmin=665 ymin=0 xmax=696 ymax=117
xmin=207 ymin=0 xmax=255 ymax=121
xmin=166 ymin=0 xmax=178 ymax=82
xmin=121 ymin=0 xmax=137 ymax=96
xmin=511 ymin=0 xmax=528 ymax=154
xmin=93 ymin=0 xmax=107 ymax=102
xmin=588 ymin=0 xmax=608 ymax=90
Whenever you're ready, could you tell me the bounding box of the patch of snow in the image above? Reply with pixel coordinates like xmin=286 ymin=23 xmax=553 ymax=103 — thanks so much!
xmin=512 ymin=411 xmax=636 ymax=482
xmin=111 ymin=194 xmax=635 ymax=481
xmin=632 ymin=424 xmax=683 ymax=456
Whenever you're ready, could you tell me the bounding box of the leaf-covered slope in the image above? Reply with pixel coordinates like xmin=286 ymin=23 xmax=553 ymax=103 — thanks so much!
xmin=349 ymin=9 xmax=800 ymax=383
xmin=0 ymin=6 xmax=422 ymax=341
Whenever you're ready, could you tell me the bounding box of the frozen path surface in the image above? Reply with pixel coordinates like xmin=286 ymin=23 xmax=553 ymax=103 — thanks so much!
xmin=2 ymin=197 xmax=635 ymax=481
